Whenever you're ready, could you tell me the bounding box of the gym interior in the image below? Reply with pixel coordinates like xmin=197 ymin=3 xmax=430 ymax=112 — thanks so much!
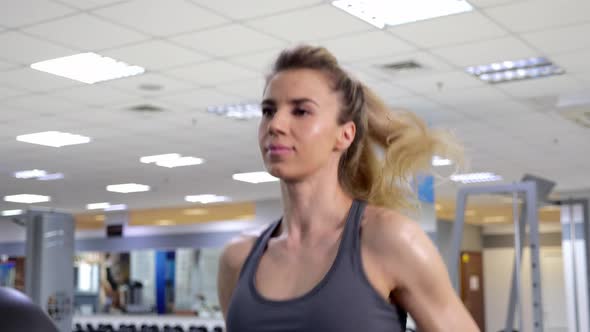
xmin=0 ymin=1 xmax=589 ymax=332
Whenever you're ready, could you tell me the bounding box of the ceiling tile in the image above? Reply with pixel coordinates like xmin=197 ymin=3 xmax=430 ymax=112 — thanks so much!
xmin=485 ymin=0 xmax=590 ymax=32
xmin=495 ymin=75 xmax=582 ymax=98
xmin=428 ymin=86 xmax=509 ymax=107
xmin=339 ymin=64 xmax=390 ymax=86
xmin=0 ymin=67 xmax=82 ymax=92
xmin=0 ymin=59 xmax=19 ymax=72
xmin=317 ymin=31 xmax=416 ymax=62
xmin=521 ymin=23 xmax=590 ymax=54
xmin=363 ymin=81 xmax=414 ymax=101
xmin=225 ymin=49 xmax=283 ymax=73
xmin=93 ymin=0 xmax=228 ymax=37
xmin=190 ymin=0 xmax=322 ymax=20
xmin=56 ymin=0 xmax=128 ymax=10
xmin=0 ymin=93 xmax=82 ymax=115
xmin=164 ymin=60 xmax=259 ymax=86
xmin=394 ymin=71 xmax=484 ymax=94
xmin=0 ymin=0 xmax=74 ymax=28
xmin=458 ymin=99 xmax=536 ymax=119
xmin=0 ymin=31 xmax=77 ymax=65
xmin=102 ymin=40 xmax=208 ymax=71
xmin=216 ymin=78 xmax=266 ymax=100
xmin=0 ymin=86 xmax=28 ymax=100
xmin=388 ymin=95 xmax=443 ymax=113
xmin=24 ymin=13 xmax=148 ymax=50
xmin=432 ymin=36 xmax=537 ymax=67
xmin=389 ymin=11 xmax=508 ymax=48
xmin=172 ymin=24 xmax=286 ymax=57
xmin=552 ymin=49 xmax=590 ymax=74
xmin=156 ymin=88 xmax=244 ymax=110
xmin=246 ymin=4 xmax=373 ymax=42
xmin=50 ymin=84 xmax=137 ymax=107
xmin=350 ymin=51 xmax=455 ymax=82
xmin=100 ymin=73 xmax=196 ymax=97
xmin=468 ymin=0 xmax=519 ymax=8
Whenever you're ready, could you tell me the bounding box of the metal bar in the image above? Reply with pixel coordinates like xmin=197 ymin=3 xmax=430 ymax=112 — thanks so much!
xmin=448 ymin=190 xmax=468 ymax=292
xmin=513 ymin=191 xmax=523 ymax=332
xmin=582 ymin=199 xmax=590 ymax=330
xmin=569 ymin=199 xmax=581 ymax=332
xmin=449 ymin=182 xmax=538 ymax=196
xmin=526 ymin=182 xmax=544 ymax=332
xmin=505 ymin=195 xmax=527 ymax=332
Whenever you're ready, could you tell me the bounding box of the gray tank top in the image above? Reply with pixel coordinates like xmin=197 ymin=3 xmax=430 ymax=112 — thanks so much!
xmin=226 ymin=199 xmax=407 ymax=332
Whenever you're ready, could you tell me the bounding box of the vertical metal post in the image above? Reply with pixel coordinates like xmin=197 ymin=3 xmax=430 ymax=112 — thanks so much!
xmin=448 ymin=190 xmax=468 ymax=292
xmin=582 ymin=199 xmax=590 ymax=328
xmin=505 ymin=194 xmax=527 ymax=332
xmin=526 ymin=182 xmax=544 ymax=332
xmin=569 ymin=199 xmax=581 ymax=332
xmin=513 ymin=191 xmax=523 ymax=332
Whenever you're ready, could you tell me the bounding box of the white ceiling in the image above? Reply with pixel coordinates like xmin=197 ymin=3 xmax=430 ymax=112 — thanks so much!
xmin=0 ymin=0 xmax=589 ymax=214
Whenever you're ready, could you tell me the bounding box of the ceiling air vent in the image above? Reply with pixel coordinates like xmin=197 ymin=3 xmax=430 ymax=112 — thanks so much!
xmin=379 ymin=60 xmax=424 ymax=73
xmin=559 ymin=106 xmax=590 ymax=129
xmin=128 ymin=104 xmax=165 ymax=113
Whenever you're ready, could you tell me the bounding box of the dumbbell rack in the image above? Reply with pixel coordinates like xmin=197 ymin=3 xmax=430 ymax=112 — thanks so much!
xmin=73 ymin=315 xmax=224 ymax=332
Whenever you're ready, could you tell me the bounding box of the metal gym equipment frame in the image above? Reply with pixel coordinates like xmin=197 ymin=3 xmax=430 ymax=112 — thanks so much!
xmin=551 ymin=197 xmax=590 ymax=332
xmin=447 ymin=175 xmax=556 ymax=332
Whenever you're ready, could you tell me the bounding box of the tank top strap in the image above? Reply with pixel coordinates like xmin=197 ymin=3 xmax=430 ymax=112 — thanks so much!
xmin=239 ymin=219 xmax=281 ymax=279
xmin=348 ymin=199 xmax=367 ymax=252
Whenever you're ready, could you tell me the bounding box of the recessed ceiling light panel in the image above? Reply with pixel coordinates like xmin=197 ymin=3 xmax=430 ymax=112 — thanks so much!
xmin=4 ymin=194 xmax=51 ymax=204
xmin=30 ymin=52 xmax=145 ymax=84
xmin=450 ymin=172 xmax=502 ymax=184
xmin=17 ymin=131 xmax=91 ymax=147
xmin=466 ymin=57 xmax=565 ymax=84
xmin=106 ymin=183 xmax=150 ymax=193
xmin=232 ymin=172 xmax=279 ymax=184
xmin=332 ymin=0 xmax=473 ymax=29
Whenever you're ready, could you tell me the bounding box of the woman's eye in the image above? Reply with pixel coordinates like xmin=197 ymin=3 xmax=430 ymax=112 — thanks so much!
xmin=293 ymin=108 xmax=309 ymax=116
xmin=262 ymin=107 xmax=275 ymax=116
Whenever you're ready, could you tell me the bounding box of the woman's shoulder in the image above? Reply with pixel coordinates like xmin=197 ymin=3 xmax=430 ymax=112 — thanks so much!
xmin=219 ymin=224 xmax=269 ymax=274
xmin=362 ymin=204 xmax=434 ymax=260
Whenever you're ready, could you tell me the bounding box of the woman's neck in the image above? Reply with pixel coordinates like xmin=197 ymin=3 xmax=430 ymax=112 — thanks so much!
xmin=278 ymin=169 xmax=353 ymax=244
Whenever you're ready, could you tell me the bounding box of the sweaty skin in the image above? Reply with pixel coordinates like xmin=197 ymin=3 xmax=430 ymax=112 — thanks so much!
xmin=218 ymin=69 xmax=480 ymax=332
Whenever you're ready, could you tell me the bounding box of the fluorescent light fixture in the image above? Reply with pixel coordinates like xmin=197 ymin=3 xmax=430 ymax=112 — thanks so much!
xmin=183 ymin=208 xmax=209 ymax=216
xmin=332 ymin=0 xmax=473 ymax=29
xmin=13 ymin=169 xmax=47 ymax=179
xmin=450 ymin=172 xmax=502 ymax=184
xmin=156 ymin=219 xmax=175 ymax=226
xmin=13 ymin=169 xmax=64 ymax=181
xmin=207 ymin=103 xmax=262 ymax=120
xmin=232 ymin=171 xmax=279 ymax=184
xmin=104 ymin=204 xmax=127 ymax=211
xmin=157 ymin=156 xmax=204 ymax=168
xmin=141 ymin=154 xmax=204 ymax=168
xmin=483 ymin=216 xmax=507 ymax=223
xmin=140 ymin=153 xmax=181 ymax=164
xmin=86 ymin=202 xmax=111 ymax=210
xmin=106 ymin=183 xmax=150 ymax=193
xmin=432 ymin=156 xmax=452 ymax=166
xmin=2 ymin=209 xmax=23 ymax=217
xmin=4 ymin=194 xmax=51 ymax=204
xmin=30 ymin=52 xmax=145 ymax=84
xmin=185 ymin=194 xmax=230 ymax=204
xmin=17 ymin=131 xmax=91 ymax=147
xmin=38 ymin=173 xmax=64 ymax=181
xmin=466 ymin=57 xmax=565 ymax=84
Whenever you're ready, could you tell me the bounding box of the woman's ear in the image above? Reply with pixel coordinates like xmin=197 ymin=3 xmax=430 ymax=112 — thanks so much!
xmin=335 ymin=121 xmax=356 ymax=151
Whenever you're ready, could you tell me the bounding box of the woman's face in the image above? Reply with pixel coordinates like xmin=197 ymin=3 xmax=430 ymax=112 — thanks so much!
xmin=258 ymin=68 xmax=355 ymax=182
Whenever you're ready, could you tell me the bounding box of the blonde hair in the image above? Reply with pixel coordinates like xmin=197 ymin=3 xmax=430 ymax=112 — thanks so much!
xmin=267 ymin=45 xmax=463 ymax=210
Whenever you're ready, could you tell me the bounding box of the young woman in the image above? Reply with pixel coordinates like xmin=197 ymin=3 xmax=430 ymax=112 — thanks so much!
xmin=218 ymin=45 xmax=479 ymax=332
